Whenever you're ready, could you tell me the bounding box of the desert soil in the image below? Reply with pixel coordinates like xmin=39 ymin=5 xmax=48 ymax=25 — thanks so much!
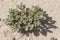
xmin=0 ymin=0 xmax=60 ymax=40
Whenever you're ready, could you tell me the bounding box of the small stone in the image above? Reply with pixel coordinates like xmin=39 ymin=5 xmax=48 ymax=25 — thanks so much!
xmin=55 ymin=39 xmax=57 ymax=40
xmin=13 ymin=38 xmax=16 ymax=40
xmin=50 ymin=37 xmax=57 ymax=40
xmin=0 ymin=18 xmax=1 ymax=21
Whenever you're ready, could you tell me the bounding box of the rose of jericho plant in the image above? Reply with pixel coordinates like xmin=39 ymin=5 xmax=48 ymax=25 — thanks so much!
xmin=5 ymin=3 xmax=45 ymax=32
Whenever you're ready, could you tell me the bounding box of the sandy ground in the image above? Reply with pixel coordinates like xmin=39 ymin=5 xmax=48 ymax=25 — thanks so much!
xmin=0 ymin=0 xmax=60 ymax=40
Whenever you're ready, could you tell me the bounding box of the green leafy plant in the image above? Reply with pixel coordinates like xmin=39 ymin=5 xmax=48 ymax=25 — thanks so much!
xmin=5 ymin=3 xmax=45 ymax=32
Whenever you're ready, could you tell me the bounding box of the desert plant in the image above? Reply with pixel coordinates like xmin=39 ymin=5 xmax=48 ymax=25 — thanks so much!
xmin=5 ymin=3 xmax=45 ymax=32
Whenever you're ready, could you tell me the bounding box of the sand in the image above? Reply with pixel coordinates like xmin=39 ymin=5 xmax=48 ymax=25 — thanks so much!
xmin=0 ymin=0 xmax=60 ymax=40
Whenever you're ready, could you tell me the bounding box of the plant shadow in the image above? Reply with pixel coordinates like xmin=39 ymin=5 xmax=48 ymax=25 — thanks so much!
xmin=18 ymin=11 xmax=57 ymax=37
